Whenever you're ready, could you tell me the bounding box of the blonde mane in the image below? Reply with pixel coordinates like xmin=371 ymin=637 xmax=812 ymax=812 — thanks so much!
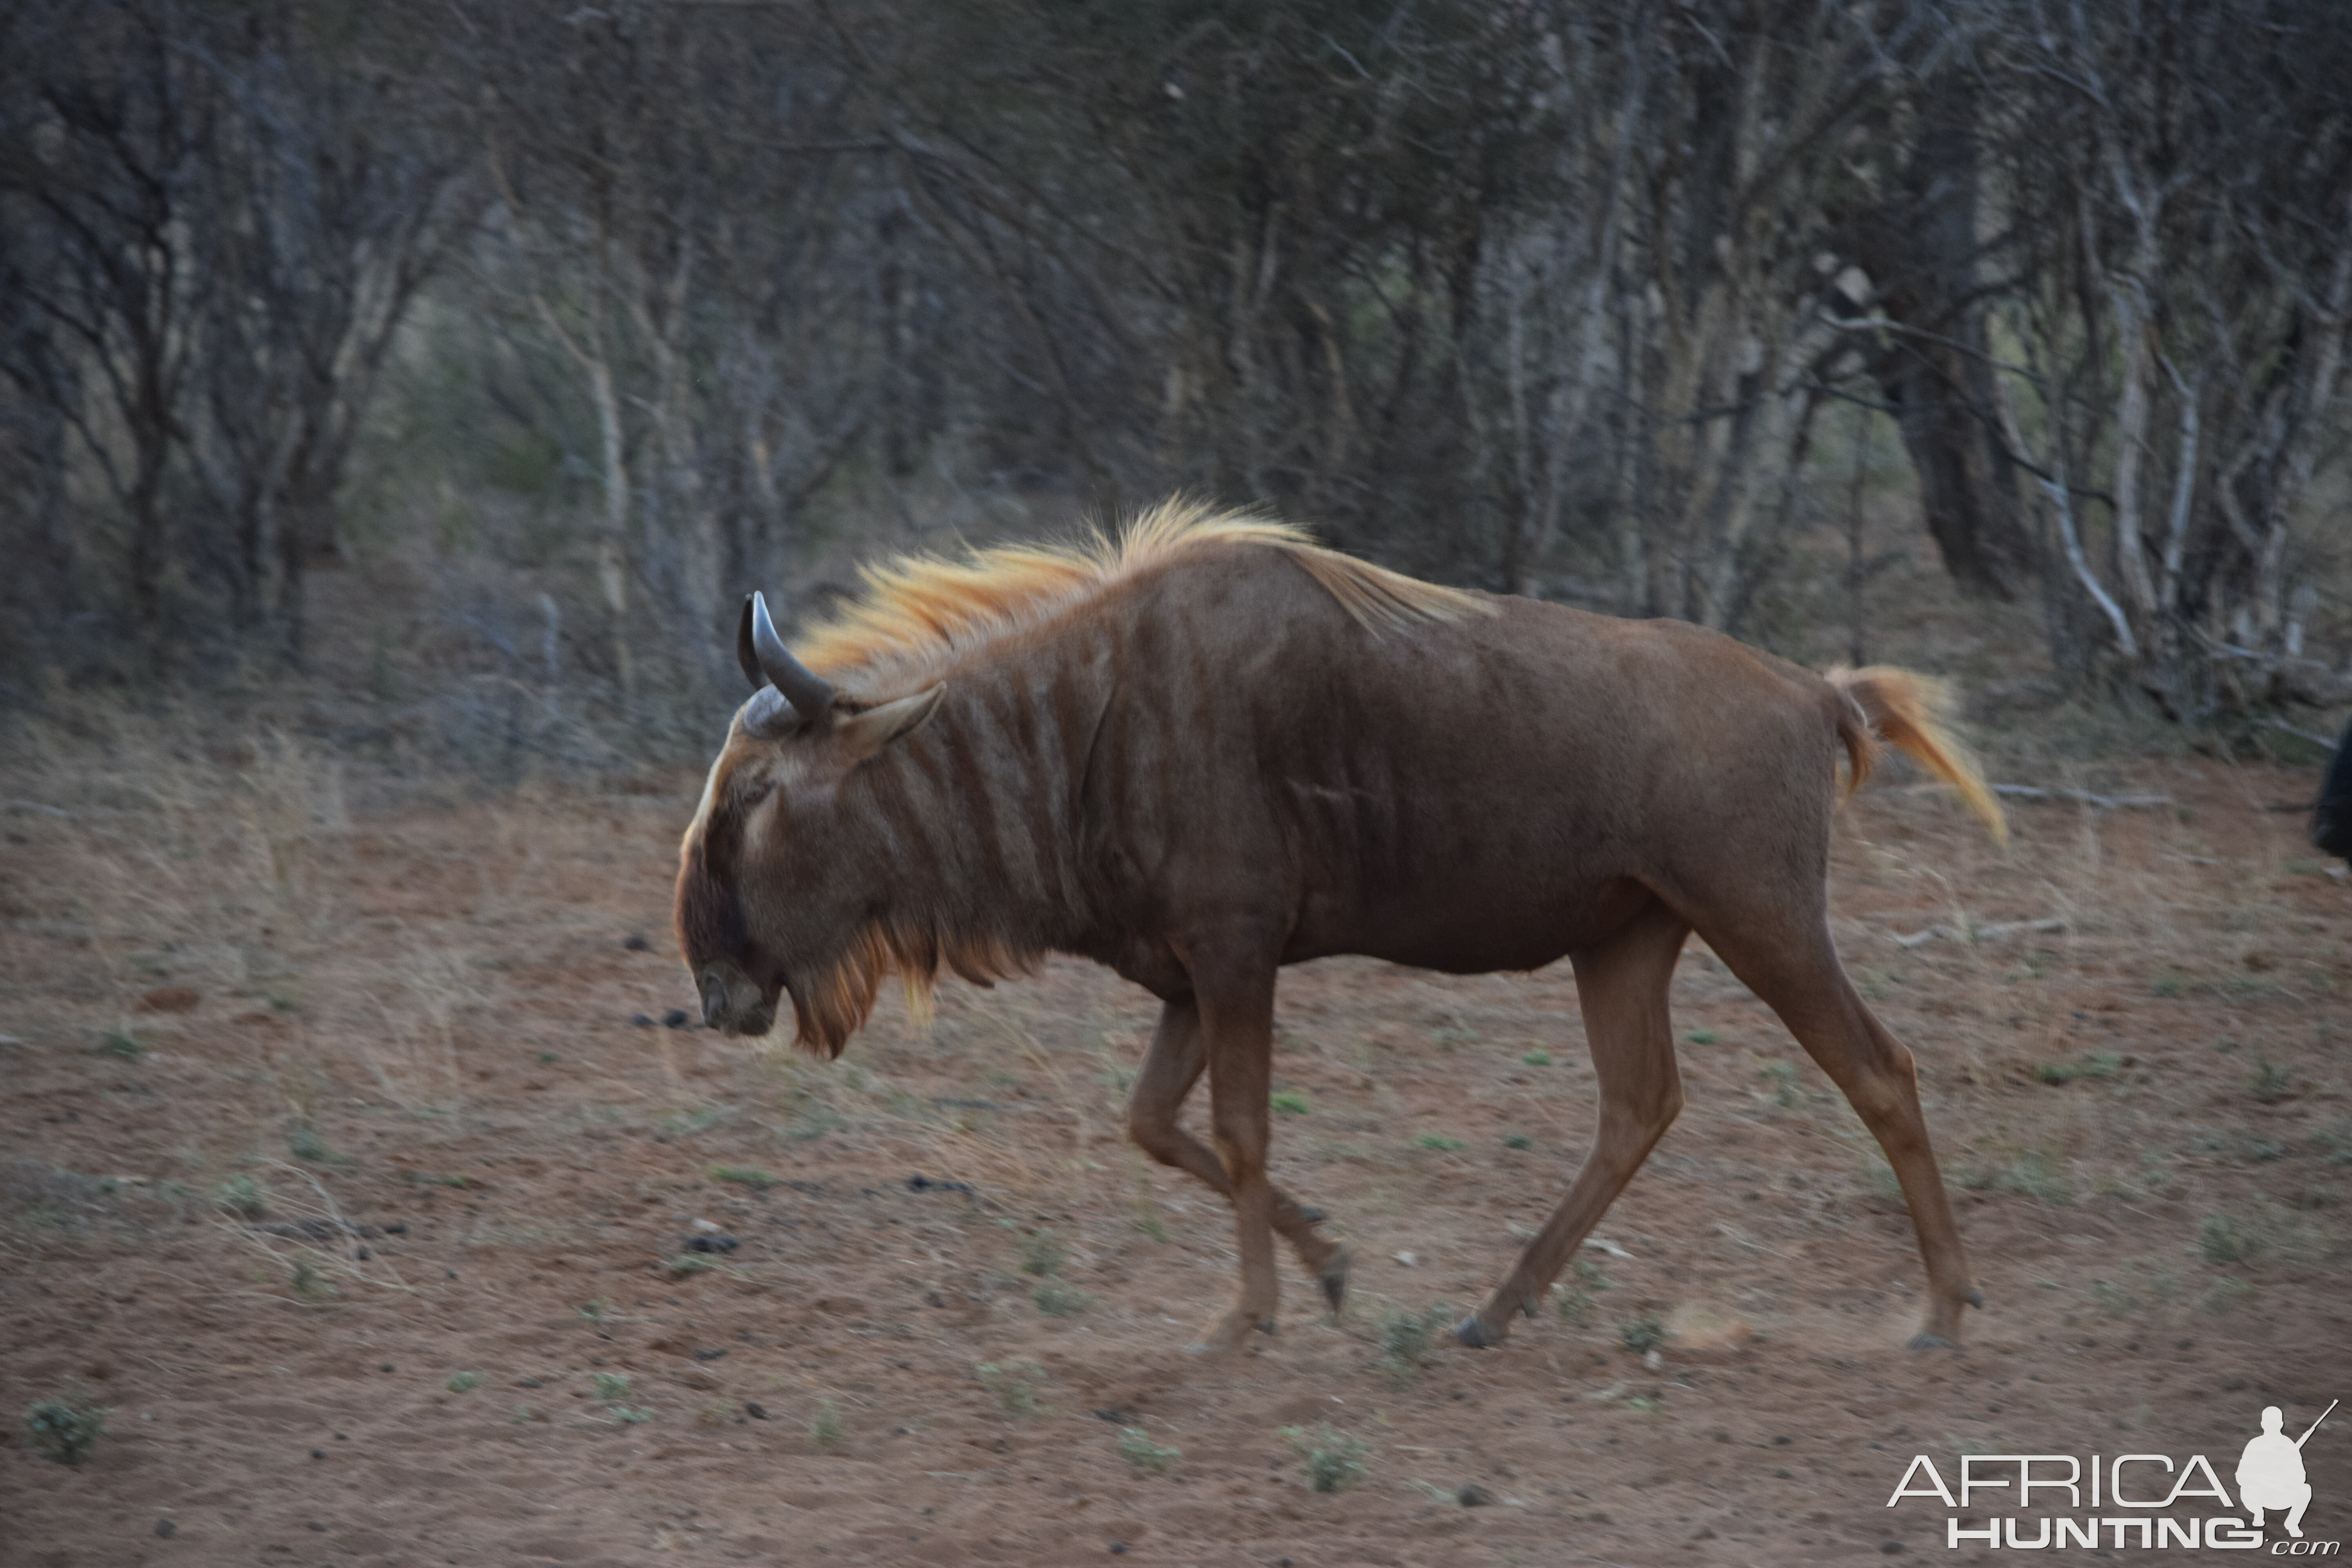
xmin=793 ymin=498 xmax=1492 ymax=683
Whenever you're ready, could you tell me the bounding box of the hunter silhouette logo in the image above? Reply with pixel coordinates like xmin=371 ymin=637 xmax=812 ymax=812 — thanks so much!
xmin=2241 ymin=1401 xmax=2334 ymax=1539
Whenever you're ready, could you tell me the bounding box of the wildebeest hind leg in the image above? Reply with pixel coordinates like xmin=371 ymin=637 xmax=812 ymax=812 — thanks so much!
xmin=1702 ymin=916 xmax=1980 ymax=1348
xmin=1457 ymin=903 xmax=1688 ymax=1348
xmin=1127 ymin=997 xmax=1350 ymax=1313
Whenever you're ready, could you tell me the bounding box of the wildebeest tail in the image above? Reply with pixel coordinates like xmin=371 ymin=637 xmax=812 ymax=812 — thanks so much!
xmin=1826 ymin=665 xmax=2007 ymax=845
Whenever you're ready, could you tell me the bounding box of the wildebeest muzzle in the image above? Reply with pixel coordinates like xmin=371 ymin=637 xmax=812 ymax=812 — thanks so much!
xmin=697 ymin=960 xmax=775 ymax=1038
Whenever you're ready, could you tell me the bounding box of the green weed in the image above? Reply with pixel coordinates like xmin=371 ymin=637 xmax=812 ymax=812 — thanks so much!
xmin=446 ymin=1371 xmax=483 ymax=1393
xmin=977 ymin=1361 xmax=1045 ymax=1420
xmin=1031 ymin=1279 xmax=1094 ymax=1318
xmin=215 ymin=1174 xmax=268 ymax=1220
xmin=1117 ymin=1426 xmax=1181 ymax=1475
xmin=1271 ymin=1090 xmax=1311 ymax=1115
xmin=2033 ymin=1052 xmax=2122 ymax=1085
xmin=2249 ymin=1059 xmax=2293 ymax=1103
xmin=1415 ymin=1132 xmax=1465 ymax=1152
xmin=287 ymin=1125 xmax=346 ymax=1165
xmin=809 ymin=1399 xmax=843 ymax=1453
xmin=2195 ymin=1276 xmax=2252 ymax=1316
xmin=1375 ymin=1303 xmax=1450 ymax=1389
xmin=1617 ymin=1314 xmax=1667 ymax=1356
xmin=1014 ymin=1227 xmax=1066 ymax=1278
xmin=23 ymin=1397 xmax=106 ymax=1466
xmin=591 ymin=1372 xmax=653 ymax=1423
xmin=1281 ymin=1422 xmax=1370 ymax=1494
xmin=1521 ymin=1050 xmax=1553 ymax=1067
xmin=709 ymin=1165 xmax=779 ymax=1189
xmin=289 ymin=1257 xmax=334 ymax=1303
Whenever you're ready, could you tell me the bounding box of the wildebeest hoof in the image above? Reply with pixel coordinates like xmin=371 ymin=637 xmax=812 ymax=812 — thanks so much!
xmin=1318 ymin=1246 xmax=1351 ymax=1314
xmin=1966 ymin=1287 xmax=1985 ymax=1308
xmin=1187 ymin=1307 xmax=1276 ymax=1356
xmin=1296 ymin=1205 xmax=1327 ymax=1226
xmin=1454 ymin=1314 xmax=1501 ymax=1349
xmin=1906 ymin=1332 xmax=1958 ymax=1351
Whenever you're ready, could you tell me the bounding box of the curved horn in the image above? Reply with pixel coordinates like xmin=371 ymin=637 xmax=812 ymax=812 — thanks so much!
xmin=735 ymin=595 xmax=764 ymax=688
xmin=748 ymin=590 xmax=837 ymax=724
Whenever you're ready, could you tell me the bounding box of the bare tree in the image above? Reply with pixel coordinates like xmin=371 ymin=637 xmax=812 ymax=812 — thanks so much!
xmin=1984 ymin=0 xmax=2352 ymax=717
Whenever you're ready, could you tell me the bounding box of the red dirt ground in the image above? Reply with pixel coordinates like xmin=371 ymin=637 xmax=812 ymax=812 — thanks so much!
xmin=2 ymin=743 xmax=2347 ymax=1567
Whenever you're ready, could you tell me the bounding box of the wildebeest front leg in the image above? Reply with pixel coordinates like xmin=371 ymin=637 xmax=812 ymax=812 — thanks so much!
xmin=1127 ymin=999 xmax=1350 ymax=1311
xmin=1156 ymin=939 xmax=1288 ymax=1354
xmin=1458 ymin=904 xmax=1689 ymax=1348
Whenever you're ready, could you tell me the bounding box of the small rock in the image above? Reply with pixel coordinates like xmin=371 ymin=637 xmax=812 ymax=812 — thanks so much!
xmin=308 ymin=1521 xmax=327 ymax=1531
xmin=693 ymin=1348 xmax=726 ymax=1362
xmin=623 ymin=933 xmax=652 ymax=952
xmin=662 ymin=1008 xmax=691 ymax=1029
xmin=1109 ymin=1545 xmax=1127 ymax=1556
xmin=1692 ymin=1526 xmax=1717 ymax=1540
xmin=1393 ymin=1250 xmax=1418 ymax=1267
xmin=682 ymin=1234 xmax=738 ymax=1254
xmin=311 ymin=1448 xmax=325 ymax=1460
xmin=1458 ymin=1484 xmax=1497 ymax=1507
xmin=632 ymin=1014 xmax=657 ymax=1029
xmin=154 ymin=1519 xmax=176 ymax=1538
xmin=1882 ymin=1541 xmax=1907 ymax=1555
xmin=744 ymin=1402 xmax=768 ymax=1419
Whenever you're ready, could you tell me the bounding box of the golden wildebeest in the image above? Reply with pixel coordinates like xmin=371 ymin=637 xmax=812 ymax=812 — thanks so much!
xmin=677 ymin=502 xmax=2006 ymax=1354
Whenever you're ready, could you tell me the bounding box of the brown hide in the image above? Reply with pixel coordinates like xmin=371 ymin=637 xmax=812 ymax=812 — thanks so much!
xmin=677 ymin=504 xmax=2004 ymax=1354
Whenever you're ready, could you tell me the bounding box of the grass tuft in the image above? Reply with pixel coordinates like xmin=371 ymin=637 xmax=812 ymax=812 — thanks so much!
xmin=1617 ymin=1313 xmax=1668 ymax=1356
xmin=2033 ymin=1052 xmax=2122 ymax=1085
xmin=976 ymin=1361 xmax=1045 ymax=1420
xmin=1117 ymin=1426 xmax=1181 ymax=1474
xmin=23 ymin=1397 xmax=106 ymax=1466
xmin=809 ymin=1399 xmax=843 ymax=1453
xmin=1031 ymin=1278 xmax=1094 ymax=1318
xmin=1374 ymin=1303 xmax=1451 ymax=1389
xmin=1281 ymin=1421 xmax=1370 ymax=1493
xmin=1014 ymin=1227 xmax=1066 ymax=1278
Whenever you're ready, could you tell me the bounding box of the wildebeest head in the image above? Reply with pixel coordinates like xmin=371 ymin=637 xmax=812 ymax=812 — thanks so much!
xmin=675 ymin=592 xmax=944 ymax=1051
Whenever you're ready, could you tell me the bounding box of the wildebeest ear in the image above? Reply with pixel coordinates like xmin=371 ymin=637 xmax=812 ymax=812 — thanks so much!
xmin=835 ymin=684 xmax=946 ymax=763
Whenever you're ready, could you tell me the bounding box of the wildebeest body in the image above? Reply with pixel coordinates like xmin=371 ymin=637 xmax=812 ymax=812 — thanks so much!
xmin=679 ymin=504 xmax=2004 ymax=1353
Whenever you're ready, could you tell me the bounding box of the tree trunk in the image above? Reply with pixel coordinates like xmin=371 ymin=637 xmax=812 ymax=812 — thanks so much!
xmin=1858 ymin=72 xmax=2033 ymax=600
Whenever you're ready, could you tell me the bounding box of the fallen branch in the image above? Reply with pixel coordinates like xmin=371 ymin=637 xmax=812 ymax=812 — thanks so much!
xmin=1893 ymin=916 xmax=2068 ymax=950
xmin=1993 ymin=784 xmax=2173 ymax=810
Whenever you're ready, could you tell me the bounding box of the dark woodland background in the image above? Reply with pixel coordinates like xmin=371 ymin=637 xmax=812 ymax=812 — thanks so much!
xmin=4 ymin=0 xmax=2350 ymax=765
